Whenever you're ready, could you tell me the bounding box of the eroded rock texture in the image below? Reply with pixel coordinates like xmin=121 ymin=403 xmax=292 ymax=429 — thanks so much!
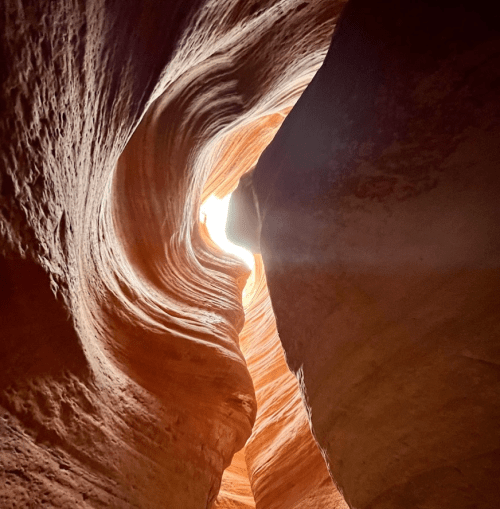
xmin=0 ymin=0 xmax=347 ymax=507
xmin=242 ymin=0 xmax=500 ymax=507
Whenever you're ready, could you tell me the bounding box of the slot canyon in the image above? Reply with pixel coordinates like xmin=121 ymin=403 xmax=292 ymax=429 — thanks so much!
xmin=1 ymin=0 xmax=499 ymax=507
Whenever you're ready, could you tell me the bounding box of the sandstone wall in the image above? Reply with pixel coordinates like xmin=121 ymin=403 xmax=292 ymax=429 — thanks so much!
xmin=248 ymin=0 xmax=500 ymax=507
xmin=0 ymin=0 xmax=347 ymax=507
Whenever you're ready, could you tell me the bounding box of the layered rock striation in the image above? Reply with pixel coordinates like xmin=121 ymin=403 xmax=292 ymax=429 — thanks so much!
xmin=0 ymin=0 xmax=347 ymax=507
xmin=237 ymin=257 xmax=348 ymax=509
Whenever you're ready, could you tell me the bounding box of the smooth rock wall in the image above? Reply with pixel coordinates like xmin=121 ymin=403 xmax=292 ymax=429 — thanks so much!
xmin=248 ymin=0 xmax=500 ymax=507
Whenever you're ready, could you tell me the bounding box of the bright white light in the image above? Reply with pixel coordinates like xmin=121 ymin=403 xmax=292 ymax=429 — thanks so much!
xmin=200 ymin=194 xmax=255 ymax=270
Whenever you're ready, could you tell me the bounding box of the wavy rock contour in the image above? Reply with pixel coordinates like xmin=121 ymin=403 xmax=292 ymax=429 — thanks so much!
xmin=0 ymin=0 xmax=348 ymax=507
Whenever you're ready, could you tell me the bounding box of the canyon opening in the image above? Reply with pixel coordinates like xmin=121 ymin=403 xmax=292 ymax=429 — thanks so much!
xmin=200 ymin=193 xmax=255 ymax=271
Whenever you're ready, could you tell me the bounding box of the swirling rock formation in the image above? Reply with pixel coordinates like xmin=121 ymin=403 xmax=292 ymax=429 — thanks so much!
xmin=233 ymin=0 xmax=500 ymax=508
xmin=4 ymin=0 xmax=498 ymax=506
xmin=0 ymin=0 xmax=347 ymax=507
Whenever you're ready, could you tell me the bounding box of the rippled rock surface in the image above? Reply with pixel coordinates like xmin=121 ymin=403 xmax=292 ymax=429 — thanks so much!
xmin=0 ymin=0 xmax=347 ymax=507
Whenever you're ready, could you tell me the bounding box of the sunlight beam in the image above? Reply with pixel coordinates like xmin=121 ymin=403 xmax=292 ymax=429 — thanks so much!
xmin=200 ymin=194 xmax=255 ymax=270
